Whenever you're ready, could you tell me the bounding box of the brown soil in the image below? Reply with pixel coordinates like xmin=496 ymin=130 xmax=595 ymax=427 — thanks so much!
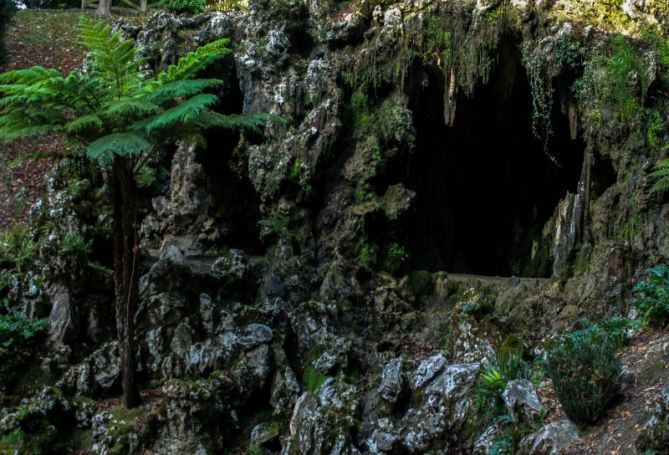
xmin=0 ymin=11 xmax=89 ymax=229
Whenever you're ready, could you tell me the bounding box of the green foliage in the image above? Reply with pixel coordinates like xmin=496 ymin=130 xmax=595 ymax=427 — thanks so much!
xmin=419 ymin=14 xmax=452 ymax=66
xmin=580 ymin=35 xmax=649 ymax=124
xmin=160 ymin=0 xmax=206 ymax=13
xmin=302 ymin=342 xmax=330 ymax=393
xmin=351 ymin=91 xmax=373 ymax=131
xmin=0 ymin=226 xmax=37 ymax=274
xmin=634 ymin=264 xmax=669 ymax=327
xmin=61 ymin=232 xmax=92 ymax=265
xmin=489 ymin=434 xmax=513 ymax=455
xmin=303 ymin=365 xmax=328 ymax=393
xmin=646 ymin=111 xmax=666 ymax=155
xmin=546 ymin=326 xmax=622 ymax=426
xmin=383 ymin=242 xmax=408 ymax=274
xmin=0 ymin=0 xmax=16 ymax=66
xmin=0 ymin=21 xmax=269 ymax=166
xmin=650 ymin=157 xmax=669 ymax=194
xmin=354 ymin=237 xmax=377 ymax=268
xmin=521 ymin=42 xmax=554 ymax=153
xmin=0 ymin=310 xmax=48 ymax=350
xmin=475 ymin=342 xmax=531 ymax=416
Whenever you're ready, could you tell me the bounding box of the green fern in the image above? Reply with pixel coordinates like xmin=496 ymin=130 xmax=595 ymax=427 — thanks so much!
xmin=0 ymin=21 xmax=267 ymax=165
xmin=650 ymin=157 xmax=669 ymax=194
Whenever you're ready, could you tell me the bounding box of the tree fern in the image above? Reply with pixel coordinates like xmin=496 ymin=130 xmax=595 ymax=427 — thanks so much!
xmin=0 ymin=20 xmax=272 ymax=410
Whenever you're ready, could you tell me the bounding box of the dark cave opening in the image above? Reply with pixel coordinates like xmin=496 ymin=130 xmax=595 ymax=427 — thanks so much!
xmin=197 ymin=57 xmax=264 ymax=253
xmin=396 ymin=39 xmax=585 ymax=277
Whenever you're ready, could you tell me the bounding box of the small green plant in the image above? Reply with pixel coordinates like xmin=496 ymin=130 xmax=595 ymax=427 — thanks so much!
xmin=646 ymin=111 xmax=666 ymax=154
xmin=634 ymin=264 xmax=669 ymax=327
xmin=354 ymin=237 xmax=377 ymax=268
xmin=351 ymin=91 xmax=373 ymax=131
xmin=383 ymin=242 xmax=408 ymax=274
xmin=0 ymin=226 xmax=36 ymax=274
xmin=159 ymin=0 xmax=206 ymax=13
xmin=475 ymin=338 xmax=531 ymax=415
xmin=546 ymin=327 xmax=622 ymax=426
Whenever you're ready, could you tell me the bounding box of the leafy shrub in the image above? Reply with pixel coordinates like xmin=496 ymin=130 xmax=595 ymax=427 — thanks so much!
xmin=475 ymin=338 xmax=531 ymax=415
xmin=546 ymin=328 xmax=622 ymax=426
xmin=634 ymin=264 xmax=669 ymax=327
xmin=0 ymin=0 xmax=16 ymax=66
xmin=159 ymin=0 xmax=206 ymax=14
xmin=0 ymin=310 xmax=48 ymax=350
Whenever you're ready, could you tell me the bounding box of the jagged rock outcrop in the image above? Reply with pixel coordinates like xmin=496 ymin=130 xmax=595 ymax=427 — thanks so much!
xmin=2 ymin=0 xmax=669 ymax=453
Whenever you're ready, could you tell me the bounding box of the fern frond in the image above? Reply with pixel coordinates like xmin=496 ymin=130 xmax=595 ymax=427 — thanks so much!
xmin=64 ymin=114 xmax=104 ymax=134
xmin=145 ymin=94 xmax=218 ymax=133
xmin=650 ymin=158 xmax=669 ymax=194
xmin=80 ymin=20 xmax=145 ymax=98
xmin=87 ymin=132 xmax=153 ymax=164
xmin=156 ymin=39 xmax=231 ymax=84
xmin=103 ymin=98 xmax=162 ymax=118
xmin=147 ymin=79 xmax=223 ymax=102
xmin=0 ymin=124 xmax=63 ymax=141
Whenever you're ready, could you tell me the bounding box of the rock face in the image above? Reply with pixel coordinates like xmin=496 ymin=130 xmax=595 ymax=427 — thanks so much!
xmin=2 ymin=0 xmax=669 ymax=453
xmin=519 ymin=420 xmax=581 ymax=455
xmin=637 ymin=383 xmax=669 ymax=453
xmin=503 ymin=380 xmax=545 ymax=425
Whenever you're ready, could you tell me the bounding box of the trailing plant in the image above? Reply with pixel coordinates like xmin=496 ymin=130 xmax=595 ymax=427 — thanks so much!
xmin=634 ymin=264 xmax=669 ymax=327
xmin=0 ymin=0 xmax=16 ymax=66
xmin=521 ymin=42 xmax=554 ymax=155
xmin=419 ymin=13 xmax=452 ymax=67
xmin=0 ymin=20 xmax=270 ymax=409
xmin=546 ymin=326 xmax=622 ymax=426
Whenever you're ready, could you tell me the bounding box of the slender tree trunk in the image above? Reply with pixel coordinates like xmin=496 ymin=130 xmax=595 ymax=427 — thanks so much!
xmin=97 ymin=0 xmax=111 ymax=17
xmin=112 ymin=157 xmax=142 ymax=409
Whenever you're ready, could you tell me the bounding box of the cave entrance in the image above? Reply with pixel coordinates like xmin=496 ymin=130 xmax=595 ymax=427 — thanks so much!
xmin=399 ymin=39 xmax=584 ymax=277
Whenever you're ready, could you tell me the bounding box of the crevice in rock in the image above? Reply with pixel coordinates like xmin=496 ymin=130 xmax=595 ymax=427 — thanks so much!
xmin=384 ymin=36 xmax=585 ymax=277
xmin=196 ymin=57 xmax=264 ymax=254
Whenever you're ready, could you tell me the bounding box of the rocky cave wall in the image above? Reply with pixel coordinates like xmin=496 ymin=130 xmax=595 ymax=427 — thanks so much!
xmin=3 ymin=0 xmax=669 ymax=454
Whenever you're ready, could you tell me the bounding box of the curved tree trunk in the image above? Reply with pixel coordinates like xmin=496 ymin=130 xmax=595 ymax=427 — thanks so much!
xmin=112 ymin=157 xmax=142 ymax=409
xmin=97 ymin=0 xmax=111 ymax=17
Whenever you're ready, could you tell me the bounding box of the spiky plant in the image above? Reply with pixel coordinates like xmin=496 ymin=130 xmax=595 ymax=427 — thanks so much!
xmin=0 ymin=20 xmax=271 ymax=408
